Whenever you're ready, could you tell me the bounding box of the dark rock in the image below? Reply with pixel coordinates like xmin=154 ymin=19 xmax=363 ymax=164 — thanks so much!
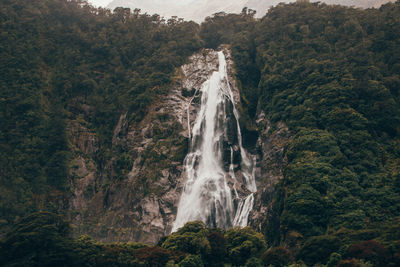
xmin=66 ymin=46 xmax=290 ymax=245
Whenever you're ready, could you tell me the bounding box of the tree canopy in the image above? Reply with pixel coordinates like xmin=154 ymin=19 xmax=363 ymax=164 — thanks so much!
xmin=1 ymin=0 xmax=400 ymax=266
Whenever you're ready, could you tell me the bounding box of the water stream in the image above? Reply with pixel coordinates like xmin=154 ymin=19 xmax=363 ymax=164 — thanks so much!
xmin=172 ymin=51 xmax=256 ymax=232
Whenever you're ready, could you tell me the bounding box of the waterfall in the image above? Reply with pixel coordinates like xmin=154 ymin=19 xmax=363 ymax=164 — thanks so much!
xmin=172 ymin=51 xmax=256 ymax=232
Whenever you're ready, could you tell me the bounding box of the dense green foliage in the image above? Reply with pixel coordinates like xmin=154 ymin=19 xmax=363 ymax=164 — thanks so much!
xmin=0 ymin=212 xmax=183 ymax=266
xmin=1 ymin=0 xmax=400 ymax=266
xmin=0 ymin=215 xmax=264 ymax=266
xmin=0 ymin=0 xmax=202 ymax=233
xmin=199 ymin=1 xmax=400 ymax=265
xmin=2 ymin=214 xmax=400 ymax=266
xmin=0 ymin=212 xmax=75 ymax=266
xmin=224 ymin=226 xmax=266 ymax=266
xmin=251 ymin=2 xmax=400 ymax=260
xmin=261 ymin=247 xmax=293 ymax=267
xmin=251 ymin=3 xmax=400 ymax=249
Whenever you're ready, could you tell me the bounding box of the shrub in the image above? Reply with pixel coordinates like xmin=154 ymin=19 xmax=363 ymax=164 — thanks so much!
xmin=0 ymin=212 xmax=75 ymax=266
xmin=161 ymin=221 xmax=210 ymax=257
xmin=347 ymin=240 xmax=388 ymax=266
xmin=134 ymin=247 xmax=181 ymax=267
xmin=176 ymin=221 xmax=207 ymax=234
xmin=245 ymin=257 xmax=263 ymax=266
xmin=336 ymin=258 xmax=362 ymax=267
xmin=204 ymin=231 xmax=226 ymax=266
xmin=390 ymin=247 xmax=400 ymax=267
xmin=225 ymin=227 xmax=266 ymax=266
xmin=327 ymin=252 xmax=342 ymax=267
xmin=179 ymin=255 xmax=204 ymax=267
xmin=261 ymin=247 xmax=293 ymax=267
xmin=297 ymin=235 xmax=341 ymax=266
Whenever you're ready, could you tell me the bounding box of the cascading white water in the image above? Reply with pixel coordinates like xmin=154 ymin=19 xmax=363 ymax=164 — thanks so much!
xmin=172 ymin=51 xmax=256 ymax=232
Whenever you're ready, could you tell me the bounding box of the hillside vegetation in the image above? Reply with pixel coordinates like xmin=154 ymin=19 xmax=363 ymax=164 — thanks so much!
xmin=0 ymin=0 xmax=202 ymax=231
xmin=1 ymin=0 xmax=400 ymax=266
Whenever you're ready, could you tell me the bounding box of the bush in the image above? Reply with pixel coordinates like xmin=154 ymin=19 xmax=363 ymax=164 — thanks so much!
xmin=347 ymin=240 xmax=388 ymax=266
xmin=225 ymin=227 xmax=266 ymax=266
xmin=177 ymin=221 xmax=207 ymax=234
xmin=390 ymin=247 xmax=400 ymax=267
xmin=327 ymin=252 xmax=342 ymax=267
xmin=161 ymin=221 xmax=210 ymax=256
xmin=0 ymin=212 xmax=75 ymax=266
xmin=134 ymin=247 xmax=182 ymax=267
xmin=245 ymin=257 xmax=263 ymax=267
xmin=336 ymin=258 xmax=362 ymax=267
xmin=280 ymin=185 xmax=328 ymax=237
xmin=297 ymin=235 xmax=341 ymax=266
xmin=204 ymin=231 xmax=226 ymax=266
xmin=261 ymin=247 xmax=293 ymax=267
xmin=179 ymin=255 xmax=204 ymax=267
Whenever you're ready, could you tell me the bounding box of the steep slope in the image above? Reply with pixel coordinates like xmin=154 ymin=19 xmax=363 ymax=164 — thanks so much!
xmin=190 ymin=0 xmax=400 ymax=264
xmin=2 ymin=0 xmax=400 ymax=265
xmin=0 ymin=0 xmax=202 ymax=237
xmin=68 ymin=46 xmax=277 ymax=243
xmin=234 ymin=1 xmax=400 ymax=263
xmin=69 ymin=48 xmax=227 ymax=243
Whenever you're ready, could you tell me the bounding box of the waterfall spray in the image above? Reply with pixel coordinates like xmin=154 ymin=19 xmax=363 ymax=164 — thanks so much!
xmin=173 ymin=51 xmax=256 ymax=232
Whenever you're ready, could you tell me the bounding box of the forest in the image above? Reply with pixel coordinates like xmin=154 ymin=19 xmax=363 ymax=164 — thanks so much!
xmin=1 ymin=0 xmax=400 ymax=266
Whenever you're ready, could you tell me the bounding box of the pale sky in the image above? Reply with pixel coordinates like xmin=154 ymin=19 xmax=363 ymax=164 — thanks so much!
xmin=88 ymin=0 xmax=197 ymax=8
xmin=88 ymin=0 xmax=112 ymax=7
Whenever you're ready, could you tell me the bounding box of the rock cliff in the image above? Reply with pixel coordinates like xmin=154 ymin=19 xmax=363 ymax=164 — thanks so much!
xmin=67 ymin=46 xmax=290 ymax=244
xmin=250 ymin=112 xmax=291 ymax=234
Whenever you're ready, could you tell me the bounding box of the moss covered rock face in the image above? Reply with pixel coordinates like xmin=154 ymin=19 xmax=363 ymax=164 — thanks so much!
xmin=67 ymin=46 xmax=261 ymax=244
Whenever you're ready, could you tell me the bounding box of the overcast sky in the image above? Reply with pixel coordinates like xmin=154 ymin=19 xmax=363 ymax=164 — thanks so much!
xmin=88 ymin=0 xmax=199 ymax=8
xmin=88 ymin=0 xmax=112 ymax=7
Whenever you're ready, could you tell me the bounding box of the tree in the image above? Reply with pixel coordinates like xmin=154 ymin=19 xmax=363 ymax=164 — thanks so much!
xmin=0 ymin=212 xmax=75 ymax=267
xmin=261 ymin=247 xmax=293 ymax=267
xmin=297 ymin=235 xmax=341 ymax=266
xmin=225 ymin=227 xmax=266 ymax=266
xmin=347 ymin=240 xmax=389 ymax=266
xmin=161 ymin=221 xmax=211 ymax=256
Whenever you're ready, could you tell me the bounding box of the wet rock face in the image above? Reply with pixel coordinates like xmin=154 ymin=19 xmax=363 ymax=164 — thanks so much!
xmin=67 ymin=46 xmax=241 ymax=244
xmin=249 ymin=111 xmax=292 ymax=232
xmin=67 ymin=46 xmax=290 ymax=244
xmin=173 ymin=46 xmax=241 ymax=139
xmin=68 ymin=121 xmax=98 ymax=212
xmin=68 ymin=121 xmax=99 ymax=155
